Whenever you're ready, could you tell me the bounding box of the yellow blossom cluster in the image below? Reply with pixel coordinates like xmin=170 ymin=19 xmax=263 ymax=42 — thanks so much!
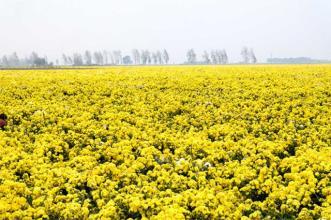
xmin=0 ymin=65 xmax=330 ymax=219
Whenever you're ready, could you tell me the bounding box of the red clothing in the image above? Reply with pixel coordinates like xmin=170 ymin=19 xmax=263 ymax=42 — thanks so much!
xmin=0 ymin=119 xmax=6 ymax=128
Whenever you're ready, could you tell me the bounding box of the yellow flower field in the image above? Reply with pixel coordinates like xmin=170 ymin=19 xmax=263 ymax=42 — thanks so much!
xmin=0 ymin=65 xmax=330 ymax=219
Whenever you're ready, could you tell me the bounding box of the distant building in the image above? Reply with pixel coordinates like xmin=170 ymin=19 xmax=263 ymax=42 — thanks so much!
xmin=267 ymin=57 xmax=331 ymax=64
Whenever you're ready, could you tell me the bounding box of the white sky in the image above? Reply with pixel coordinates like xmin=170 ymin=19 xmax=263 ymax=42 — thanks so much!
xmin=0 ymin=0 xmax=330 ymax=63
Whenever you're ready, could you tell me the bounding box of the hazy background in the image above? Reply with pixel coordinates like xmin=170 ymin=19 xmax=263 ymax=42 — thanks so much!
xmin=0 ymin=0 xmax=330 ymax=63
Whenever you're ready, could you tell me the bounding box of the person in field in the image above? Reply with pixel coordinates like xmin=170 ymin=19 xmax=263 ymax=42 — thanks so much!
xmin=0 ymin=114 xmax=7 ymax=129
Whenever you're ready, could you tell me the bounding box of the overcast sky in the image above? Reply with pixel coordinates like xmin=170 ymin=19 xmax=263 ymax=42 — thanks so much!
xmin=0 ymin=0 xmax=330 ymax=63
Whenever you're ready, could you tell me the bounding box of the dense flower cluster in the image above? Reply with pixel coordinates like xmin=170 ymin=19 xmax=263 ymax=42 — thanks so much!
xmin=0 ymin=65 xmax=330 ymax=219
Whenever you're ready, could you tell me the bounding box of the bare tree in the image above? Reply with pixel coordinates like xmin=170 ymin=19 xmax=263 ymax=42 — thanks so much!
xmin=9 ymin=52 xmax=20 ymax=66
xmin=132 ymin=49 xmax=140 ymax=65
xmin=215 ymin=50 xmax=220 ymax=64
xmin=73 ymin=53 xmax=83 ymax=66
xmin=93 ymin=51 xmax=104 ymax=65
xmin=151 ymin=52 xmax=158 ymax=64
xmin=186 ymin=49 xmax=197 ymax=64
xmin=62 ymin=54 xmax=68 ymax=65
xmin=156 ymin=50 xmax=163 ymax=64
xmin=2 ymin=55 xmax=9 ymax=66
xmin=67 ymin=56 xmax=73 ymax=65
xmin=162 ymin=49 xmax=169 ymax=64
xmin=30 ymin=52 xmax=47 ymax=66
xmin=215 ymin=49 xmax=227 ymax=64
xmin=210 ymin=50 xmax=217 ymax=64
xmin=93 ymin=52 xmax=99 ymax=65
xmin=141 ymin=50 xmax=151 ymax=65
xmin=30 ymin=52 xmax=39 ymax=66
xmin=84 ymin=50 xmax=92 ymax=65
xmin=202 ymin=51 xmax=210 ymax=64
xmin=222 ymin=49 xmax=228 ymax=64
xmin=249 ymin=48 xmax=257 ymax=64
xmin=108 ymin=51 xmax=115 ymax=65
xmin=146 ymin=50 xmax=151 ymax=64
xmin=140 ymin=50 xmax=146 ymax=64
xmin=112 ymin=50 xmax=122 ymax=65
xmin=103 ymin=50 xmax=108 ymax=65
xmin=241 ymin=47 xmax=249 ymax=64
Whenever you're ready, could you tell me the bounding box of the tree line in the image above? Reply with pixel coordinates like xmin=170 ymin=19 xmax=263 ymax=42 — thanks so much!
xmin=0 ymin=52 xmax=49 ymax=67
xmin=186 ymin=49 xmax=229 ymax=64
xmin=186 ymin=47 xmax=257 ymax=64
xmin=0 ymin=47 xmax=257 ymax=67
xmin=61 ymin=49 xmax=170 ymax=66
